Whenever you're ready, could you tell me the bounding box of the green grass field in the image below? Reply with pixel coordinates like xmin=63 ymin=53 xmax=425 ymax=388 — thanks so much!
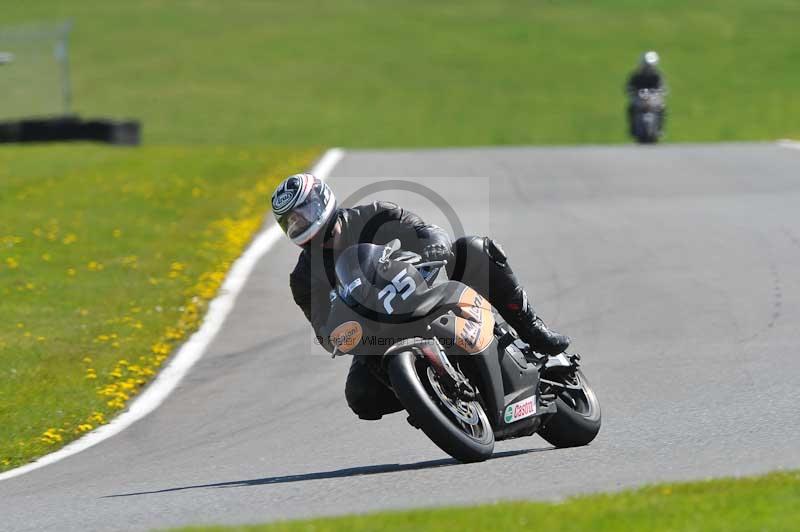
xmin=0 ymin=145 xmax=317 ymax=470
xmin=3 ymin=0 xmax=799 ymax=146
xmin=174 ymin=470 xmax=800 ymax=532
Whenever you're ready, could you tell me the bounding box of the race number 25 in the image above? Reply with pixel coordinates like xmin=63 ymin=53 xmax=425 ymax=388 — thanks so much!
xmin=378 ymin=270 xmax=416 ymax=314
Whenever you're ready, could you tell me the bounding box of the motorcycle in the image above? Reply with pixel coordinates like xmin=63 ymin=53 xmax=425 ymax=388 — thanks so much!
xmin=325 ymin=239 xmax=601 ymax=463
xmin=630 ymin=88 xmax=665 ymax=144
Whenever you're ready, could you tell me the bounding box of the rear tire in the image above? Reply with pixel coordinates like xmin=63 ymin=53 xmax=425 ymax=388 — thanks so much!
xmin=387 ymin=352 xmax=494 ymax=463
xmin=538 ymin=370 xmax=601 ymax=448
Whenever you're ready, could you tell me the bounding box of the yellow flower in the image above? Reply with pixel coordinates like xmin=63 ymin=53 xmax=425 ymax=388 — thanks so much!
xmin=87 ymin=261 xmax=104 ymax=272
xmin=67 ymin=268 xmax=77 ymax=277
xmin=62 ymin=233 xmax=78 ymax=245
xmin=41 ymin=253 xmax=52 ymax=262
xmin=107 ymin=399 xmax=125 ymax=409
xmin=0 ymin=235 xmax=23 ymax=246
xmin=40 ymin=428 xmax=63 ymax=444
xmin=165 ymin=327 xmax=184 ymax=340
xmin=5 ymin=257 xmax=19 ymax=269
xmin=89 ymin=412 xmax=105 ymax=424
xmin=112 ymin=229 xmax=122 ymax=238
xmin=152 ymin=342 xmax=170 ymax=355
xmin=77 ymin=423 xmax=93 ymax=433
xmin=98 ymin=384 xmax=118 ymax=396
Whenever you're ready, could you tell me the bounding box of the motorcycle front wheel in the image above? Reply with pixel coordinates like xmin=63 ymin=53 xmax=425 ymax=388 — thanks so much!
xmin=634 ymin=113 xmax=659 ymax=143
xmin=387 ymin=351 xmax=495 ymax=463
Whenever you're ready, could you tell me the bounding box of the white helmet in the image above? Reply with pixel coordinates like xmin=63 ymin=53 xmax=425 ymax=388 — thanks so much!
xmin=272 ymin=173 xmax=337 ymax=246
xmin=640 ymin=50 xmax=660 ymax=68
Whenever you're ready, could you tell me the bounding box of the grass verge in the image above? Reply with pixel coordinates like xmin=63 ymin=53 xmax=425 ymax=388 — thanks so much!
xmin=3 ymin=1 xmax=799 ymax=146
xmin=174 ymin=470 xmax=800 ymax=531
xmin=0 ymin=144 xmax=317 ymax=471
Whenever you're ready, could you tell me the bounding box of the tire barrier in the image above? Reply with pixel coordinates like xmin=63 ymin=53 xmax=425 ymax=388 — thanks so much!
xmin=0 ymin=116 xmax=141 ymax=145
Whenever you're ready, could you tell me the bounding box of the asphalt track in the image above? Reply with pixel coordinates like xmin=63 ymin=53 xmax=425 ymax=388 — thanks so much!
xmin=2 ymin=142 xmax=800 ymax=531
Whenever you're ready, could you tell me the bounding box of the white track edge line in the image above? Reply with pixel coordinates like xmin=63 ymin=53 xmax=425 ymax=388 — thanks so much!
xmin=0 ymin=147 xmax=345 ymax=482
xmin=777 ymin=139 xmax=800 ymax=150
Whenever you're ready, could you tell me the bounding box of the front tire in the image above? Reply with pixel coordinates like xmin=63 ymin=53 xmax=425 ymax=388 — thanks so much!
xmin=538 ymin=369 xmax=601 ymax=448
xmin=387 ymin=352 xmax=494 ymax=463
xmin=634 ymin=113 xmax=659 ymax=143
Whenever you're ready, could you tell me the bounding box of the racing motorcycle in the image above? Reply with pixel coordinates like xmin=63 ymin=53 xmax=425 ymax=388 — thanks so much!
xmin=325 ymin=240 xmax=601 ymax=463
xmin=630 ymin=88 xmax=665 ymax=144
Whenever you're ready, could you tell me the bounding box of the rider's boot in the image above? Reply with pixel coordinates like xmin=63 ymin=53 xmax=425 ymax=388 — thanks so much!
xmin=504 ymin=288 xmax=570 ymax=356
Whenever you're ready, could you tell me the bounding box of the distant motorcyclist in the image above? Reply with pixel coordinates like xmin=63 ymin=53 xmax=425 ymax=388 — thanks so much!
xmin=272 ymin=174 xmax=571 ymax=420
xmin=626 ymin=51 xmax=667 ymax=136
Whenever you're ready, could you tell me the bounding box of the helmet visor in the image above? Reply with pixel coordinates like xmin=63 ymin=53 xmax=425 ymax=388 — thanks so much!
xmin=278 ymin=184 xmax=327 ymax=240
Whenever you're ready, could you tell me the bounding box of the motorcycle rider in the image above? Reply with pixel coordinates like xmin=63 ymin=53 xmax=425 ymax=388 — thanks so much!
xmin=272 ymin=173 xmax=571 ymax=420
xmin=625 ymin=51 xmax=666 ymax=135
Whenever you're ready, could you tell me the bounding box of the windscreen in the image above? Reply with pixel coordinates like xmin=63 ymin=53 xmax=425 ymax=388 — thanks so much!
xmin=334 ymin=244 xmax=385 ymax=306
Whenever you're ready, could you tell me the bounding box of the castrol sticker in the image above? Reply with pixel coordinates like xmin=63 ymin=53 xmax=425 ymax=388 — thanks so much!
xmin=504 ymin=396 xmax=537 ymax=424
xmin=329 ymin=321 xmax=363 ymax=353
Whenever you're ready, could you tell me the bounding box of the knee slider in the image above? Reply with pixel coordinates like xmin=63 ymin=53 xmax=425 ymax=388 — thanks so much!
xmin=345 ymin=386 xmax=386 ymax=420
xmin=346 ymin=389 xmax=379 ymax=419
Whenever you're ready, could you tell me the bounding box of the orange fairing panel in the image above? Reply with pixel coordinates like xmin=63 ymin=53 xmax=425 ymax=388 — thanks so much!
xmin=453 ymin=287 xmax=495 ymax=354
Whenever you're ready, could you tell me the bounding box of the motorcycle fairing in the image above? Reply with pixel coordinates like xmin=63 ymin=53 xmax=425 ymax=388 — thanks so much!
xmin=327 ymin=243 xmax=556 ymax=440
xmin=451 ymin=287 xmax=495 ymax=355
xmin=428 ymin=285 xmax=495 ymax=356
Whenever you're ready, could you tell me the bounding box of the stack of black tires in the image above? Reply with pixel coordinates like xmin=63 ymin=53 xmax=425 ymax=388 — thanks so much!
xmin=0 ymin=116 xmax=140 ymax=145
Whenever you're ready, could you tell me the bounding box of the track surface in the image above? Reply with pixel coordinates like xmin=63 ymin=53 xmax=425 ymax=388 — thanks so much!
xmin=2 ymin=143 xmax=800 ymax=531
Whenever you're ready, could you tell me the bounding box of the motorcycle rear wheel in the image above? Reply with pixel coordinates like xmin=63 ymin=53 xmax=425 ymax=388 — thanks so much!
xmin=387 ymin=351 xmax=495 ymax=463
xmin=538 ymin=369 xmax=601 ymax=448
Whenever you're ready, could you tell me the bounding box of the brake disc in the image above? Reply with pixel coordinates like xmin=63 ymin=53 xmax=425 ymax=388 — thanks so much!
xmin=426 ymin=367 xmax=480 ymax=425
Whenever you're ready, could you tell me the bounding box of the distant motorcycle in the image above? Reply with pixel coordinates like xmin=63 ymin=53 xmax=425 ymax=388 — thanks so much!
xmin=629 ymin=88 xmax=665 ymax=144
xmin=326 ymin=240 xmax=601 ymax=463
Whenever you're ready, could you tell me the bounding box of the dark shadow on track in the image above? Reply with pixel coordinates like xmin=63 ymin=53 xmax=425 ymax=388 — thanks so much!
xmin=103 ymin=447 xmax=555 ymax=498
